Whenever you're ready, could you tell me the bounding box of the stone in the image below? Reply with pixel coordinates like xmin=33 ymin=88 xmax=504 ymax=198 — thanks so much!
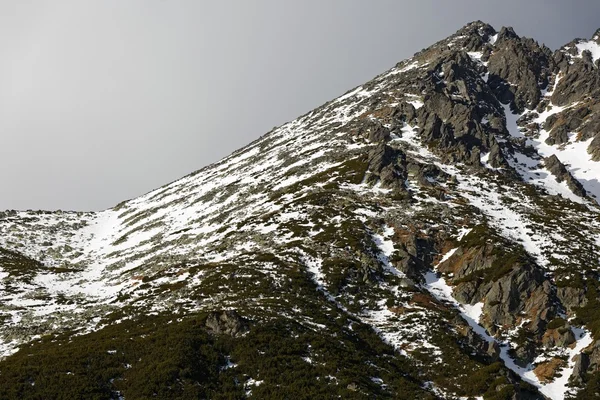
xmin=572 ymin=353 xmax=590 ymax=384
xmin=544 ymin=154 xmax=587 ymax=197
xmin=205 ymin=310 xmax=249 ymax=337
xmin=541 ymin=327 xmax=576 ymax=348
xmin=557 ymin=286 xmax=588 ymax=313
xmin=366 ymin=143 xmax=408 ymax=192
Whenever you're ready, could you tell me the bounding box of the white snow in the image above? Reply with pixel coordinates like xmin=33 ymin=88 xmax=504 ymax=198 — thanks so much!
xmin=501 ymin=101 xmax=600 ymax=204
xmin=0 ymin=36 xmax=597 ymax=400
xmin=334 ymin=86 xmax=365 ymax=103
xmin=438 ymin=247 xmax=458 ymax=265
xmin=455 ymin=171 xmax=551 ymax=267
xmin=399 ymin=61 xmax=419 ymax=72
xmin=424 ymin=271 xmax=486 ymax=330
xmin=575 ymin=40 xmax=600 ymax=62
xmin=0 ymin=56 xmax=400 ymax=352
xmin=0 ymin=339 xmax=19 ymax=360
xmin=502 ymin=103 xmax=526 ymax=139
xmin=533 ymin=132 xmax=600 ymax=203
xmin=467 ymin=51 xmax=484 ymax=63
xmin=304 ymin=256 xmax=326 ymax=288
xmin=407 ymin=99 xmax=424 ymax=110
xmin=456 ymin=227 xmax=472 ymax=241
xmin=372 ymin=225 xmax=406 ymax=278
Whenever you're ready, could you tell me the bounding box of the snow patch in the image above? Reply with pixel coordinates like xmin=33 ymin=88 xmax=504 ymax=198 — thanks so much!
xmin=372 ymin=226 xmax=406 ymax=278
xmin=576 ymin=40 xmax=600 ymax=62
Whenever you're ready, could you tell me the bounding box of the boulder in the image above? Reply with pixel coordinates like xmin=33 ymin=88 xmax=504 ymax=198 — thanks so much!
xmin=571 ymin=353 xmax=590 ymax=384
xmin=366 ymin=143 xmax=408 ymax=192
xmin=205 ymin=310 xmax=249 ymax=337
xmin=544 ymin=154 xmax=587 ymax=197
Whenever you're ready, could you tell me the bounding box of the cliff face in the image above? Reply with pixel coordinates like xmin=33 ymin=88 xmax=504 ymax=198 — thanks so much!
xmin=1 ymin=21 xmax=600 ymax=399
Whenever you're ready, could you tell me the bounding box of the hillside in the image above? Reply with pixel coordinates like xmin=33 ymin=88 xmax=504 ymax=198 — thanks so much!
xmin=2 ymin=21 xmax=600 ymax=399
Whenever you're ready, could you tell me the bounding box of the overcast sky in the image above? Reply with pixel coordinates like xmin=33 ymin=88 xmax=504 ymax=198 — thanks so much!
xmin=1 ymin=0 xmax=599 ymax=211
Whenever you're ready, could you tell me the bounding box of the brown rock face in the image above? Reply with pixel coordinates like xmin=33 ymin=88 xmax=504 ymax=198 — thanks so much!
xmin=534 ymin=358 xmax=565 ymax=383
xmin=541 ymin=327 xmax=576 ymax=348
xmin=436 ymin=238 xmax=557 ymax=340
xmin=481 ymin=263 xmax=555 ymax=337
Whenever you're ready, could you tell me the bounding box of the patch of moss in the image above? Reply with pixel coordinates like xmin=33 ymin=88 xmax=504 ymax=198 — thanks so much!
xmin=546 ymin=318 xmax=567 ymax=330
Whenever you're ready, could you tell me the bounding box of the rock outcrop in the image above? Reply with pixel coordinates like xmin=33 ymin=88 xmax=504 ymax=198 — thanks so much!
xmin=205 ymin=310 xmax=249 ymax=337
xmin=544 ymin=154 xmax=587 ymax=197
xmin=366 ymin=143 xmax=408 ymax=191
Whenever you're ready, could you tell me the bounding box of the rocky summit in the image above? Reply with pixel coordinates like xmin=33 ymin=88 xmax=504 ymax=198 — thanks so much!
xmin=1 ymin=21 xmax=600 ymax=400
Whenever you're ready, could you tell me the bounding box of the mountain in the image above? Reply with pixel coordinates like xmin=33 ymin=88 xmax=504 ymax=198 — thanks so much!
xmin=2 ymin=21 xmax=600 ymax=399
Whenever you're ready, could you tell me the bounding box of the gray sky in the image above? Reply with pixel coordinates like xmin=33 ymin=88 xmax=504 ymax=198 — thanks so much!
xmin=1 ymin=0 xmax=599 ymax=211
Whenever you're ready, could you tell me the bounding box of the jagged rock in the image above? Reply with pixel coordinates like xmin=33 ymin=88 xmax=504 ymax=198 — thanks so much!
xmin=580 ymin=111 xmax=600 ymax=141
xmin=541 ymin=326 xmax=576 ymax=348
xmin=454 ymin=21 xmax=497 ymax=52
xmin=359 ymin=120 xmax=391 ymax=143
xmin=512 ymin=342 xmax=539 ymax=368
xmin=393 ymin=230 xmax=436 ymax=283
xmin=437 ymin=245 xmax=496 ymax=279
xmin=534 ymin=358 xmax=565 ymax=383
xmin=589 ymin=134 xmax=600 ymax=161
xmin=544 ymin=154 xmax=587 ymax=197
xmin=487 ymin=28 xmax=554 ymax=112
xmin=407 ymin=162 xmax=449 ymax=187
xmin=487 ymin=141 xmax=505 ymax=168
xmin=544 ymin=106 xmax=590 ymax=145
xmin=462 ymin=324 xmax=500 ymax=361
xmin=439 ymin=240 xmax=557 ymax=342
xmin=408 ymin=48 xmax=511 ymax=170
xmin=485 ymin=268 xmax=555 ymax=337
xmin=366 ymin=143 xmax=408 ymax=191
xmin=583 ymin=340 xmax=600 ymax=374
xmin=557 ymin=286 xmax=588 ymax=313
xmin=395 ymin=257 xmax=421 ymax=282
xmin=552 ymin=49 xmax=600 ymax=107
xmin=545 ymin=123 xmax=570 ymax=145
xmin=572 ymin=353 xmax=590 ymax=384
xmin=391 ymin=101 xmax=418 ymax=126
xmin=205 ymin=310 xmax=249 ymax=337
xmin=398 ymin=277 xmax=417 ymax=289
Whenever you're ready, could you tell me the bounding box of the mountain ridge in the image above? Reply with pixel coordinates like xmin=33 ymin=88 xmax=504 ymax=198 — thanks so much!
xmin=2 ymin=21 xmax=600 ymax=399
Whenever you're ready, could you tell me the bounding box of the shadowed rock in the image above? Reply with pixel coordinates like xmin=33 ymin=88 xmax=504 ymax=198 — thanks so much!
xmin=205 ymin=310 xmax=249 ymax=337
xmin=366 ymin=143 xmax=408 ymax=192
xmin=544 ymin=154 xmax=587 ymax=197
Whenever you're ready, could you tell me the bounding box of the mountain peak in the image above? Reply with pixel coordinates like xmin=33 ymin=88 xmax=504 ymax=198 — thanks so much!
xmin=2 ymin=21 xmax=600 ymax=400
xmin=496 ymin=25 xmax=520 ymax=41
xmin=457 ymin=20 xmax=497 ymax=38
